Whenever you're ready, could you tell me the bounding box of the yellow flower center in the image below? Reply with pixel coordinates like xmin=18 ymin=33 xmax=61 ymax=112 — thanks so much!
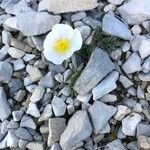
xmin=54 ymin=38 xmax=71 ymax=54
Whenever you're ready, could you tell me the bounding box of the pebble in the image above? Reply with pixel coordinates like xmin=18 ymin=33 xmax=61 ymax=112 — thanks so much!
xmin=131 ymin=25 xmax=142 ymax=35
xmin=108 ymin=0 xmax=124 ymax=5
xmin=127 ymin=141 xmax=139 ymax=150
xmin=0 ymin=87 xmax=11 ymax=121
xmin=38 ymin=0 xmax=98 ymax=13
xmin=51 ymin=96 xmax=66 ymax=117
xmin=8 ymin=47 xmax=25 ymax=59
xmin=12 ymin=59 xmax=25 ymax=71
xmin=138 ymin=136 xmax=150 ymax=150
xmin=74 ymin=48 xmax=114 ymax=95
xmin=19 ymin=139 xmax=29 ymax=150
xmin=142 ymin=56 xmax=150 ymax=73
xmin=110 ymin=49 xmax=122 ymax=61
xmin=138 ymin=72 xmax=150 ymax=81
xmin=103 ymin=4 xmax=116 ymax=12
xmin=50 ymin=143 xmax=62 ymax=150
xmin=122 ymin=113 xmax=142 ymax=136
xmin=0 ymin=61 xmax=13 ymax=83
xmin=23 ymin=54 xmax=35 ymax=62
xmin=26 ymin=142 xmax=45 ymax=150
xmin=142 ymin=21 xmax=150 ymax=32
xmin=137 ymin=124 xmax=150 ymax=137
xmin=0 ymin=134 xmax=8 ymax=149
xmin=12 ymin=110 xmax=24 ymax=122
xmin=102 ymin=13 xmax=133 ymax=40
xmin=27 ymin=102 xmax=40 ymax=118
xmin=0 ymin=46 xmax=9 ymax=61
xmin=119 ymin=75 xmax=134 ymax=88
xmin=121 ymin=41 xmax=130 ymax=52
xmin=26 ymin=65 xmax=43 ymax=82
xmin=100 ymin=94 xmax=117 ymax=102
xmin=77 ymin=93 xmax=92 ymax=103
xmin=38 ymin=104 xmax=53 ymax=122
xmin=60 ymin=110 xmax=92 ymax=150
xmin=123 ymin=99 xmax=137 ymax=109
xmin=71 ymin=12 xmax=86 ymax=22
xmin=122 ymin=53 xmax=142 ymax=74
xmin=88 ymin=101 xmax=117 ymax=134
xmin=48 ymin=118 xmax=66 ymax=146
xmin=54 ymin=73 xmax=64 ymax=83
xmin=31 ymin=36 xmax=44 ymax=51
xmin=118 ymin=0 xmax=150 ymax=24
xmin=92 ymin=71 xmax=119 ymax=100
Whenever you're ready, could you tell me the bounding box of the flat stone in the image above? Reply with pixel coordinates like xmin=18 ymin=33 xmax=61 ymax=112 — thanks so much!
xmin=26 ymin=142 xmax=45 ymax=150
xmin=26 ymin=65 xmax=43 ymax=82
xmin=12 ymin=110 xmax=24 ymax=122
xmin=118 ymin=0 xmax=150 ymax=25
xmin=142 ymin=56 xmax=150 ymax=73
xmin=138 ymin=136 xmax=150 ymax=150
xmin=138 ymin=72 xmax=150 ymax=81
xmin=122 ymin=113 xmax=142 ymax=136
xmin=71 ymin=12 xmax=86 ymax=22
xmin=50 ymin=143 xmax=62 ymax=150
xmin=88 ymin=101 xmax=117 ymax=134
xmin=19 ymin=139 xmax=29 ymax=150
xmin=0 ymin=46 xmax=9 ymax=61
xmin=15 ymin=127 xmax=33 ymax=141
xmin=100 ymin=94 xmax=117 ymax=103
xmin=51 ymin=96 xmax=66 ymax=117
xmin=107 ymin=0 xmax=124 ymax=5
xmin=119 ymin=75 xmax=134 ymax=88
xmin=74 ymin=48 xmax=115 ymax=95
xmin=0 ymin=14 xmax=11 ymax=25
xmin=127 ymin=141 xmax=139 ymax=150
xmin=27 ymin=102 xmax=40 ymax=118
xmin=92 ymin=71 xmax=119 ymax=100
xmin=20 ymin=115 xmax=37 ymax=130
xmin=17 ymin=12 xmax=61 ymax=36
xmin=31 ymin=36 xmax=44 ymax=51
xmin=114 ymin=105 xmax=131 ymax=121
xmin=48 ymin=118 xmax=66 ymax=146
xmin=107 ymin=139 xmax=127 ymax=150
xmin=12 ymin=59 xmax=25 ymax=71
xmin=0 ymin=134 xmax=8 ymax=149
xmin=137 ymin=124 xmax=150 ymax=137
xmin=77 ymin=93 xmax=92 ymax=103
xmin=142 ymin=21 xmax=150 ymax=32
xmin=8 ymin=47 xmax=25 ymax=59
xmin=38 ymin=104 xmax=53 ymax=122
xmin=0 ymin=87 xmax=11 ymax=121
xmin=60 ymin=110 xmax=92 ymax=150
xmin=0 ymin=61 xmax=13 ymax=83
xmin=38 ymin=0 xmax=98 ymax=14
xmin=102 ymin=13 xmax=133 ymax=40
xmin=7 ymin=120 xmax=19 ymax=129
xmin=122 ymin=53 xmax=142 ymax=74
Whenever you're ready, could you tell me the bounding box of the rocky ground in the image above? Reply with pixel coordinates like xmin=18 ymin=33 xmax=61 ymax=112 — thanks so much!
xmin=0 ymin=0 xmax=150 ymax=150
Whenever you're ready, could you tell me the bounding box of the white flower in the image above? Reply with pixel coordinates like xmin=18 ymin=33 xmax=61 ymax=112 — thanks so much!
xmin=43 ymin=24 xmax=83 ymax=65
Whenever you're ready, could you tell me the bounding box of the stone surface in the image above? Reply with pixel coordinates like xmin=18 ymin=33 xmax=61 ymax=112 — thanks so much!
xmin=118 ymin=0 xmax=150 ymax=25
xmin=74 ymin=48 xmax=114 ymax=95
xmin=138 ymin=136 xmax=150 ymax=150
xmin=38 ymin=0 xmax=98 ymax=14
xmin=50 ymin=143 xmax=62 ymax=150
xmin=142 ymin=56 xmax=150 ymax=73
xmin=102 ymin=13 xmax=133 ymax=40
xmin=88 ymin=101 xmax=117 ymax=134
xmin=8 ymin=47 xmax=25 ymax=59
xmin=60 ymin=110 xmax=92 ymax=150
xmin=0 ymin=61 xmax=13 ymax=83
xmin=108 ymin=0 xmax=124 ymax=5
xmin=12 ymin=110 xmax=24 ymax=122
xmin=26 ymin=142 xmax=45 ymax=150
xmin=92 ymin=71 xmax=119 ymax=100
xmin=122 ymin=113 xmax=142 ymax=136
xmin=137 ymin=124 xmax=150 ymax=137
xmin=51 ymin=96 xmax=66 ymax=117
xmin=17 ymin=12 xmax=61 ymax=36
xmin=122 ymin=53 xmax=142 ymax=74
xmin=138 ymin=72 xmax=150 ymax=81
xmin=48 ymin=118 xmax=66 ymax=146
xmin=119 ymin=75 xmax=134 ymax=88
xmin=0 ymin=87 xmax=11 ymax=121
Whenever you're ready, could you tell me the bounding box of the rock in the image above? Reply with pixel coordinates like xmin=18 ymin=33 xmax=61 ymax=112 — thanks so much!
xmin=7 ymin=120 xmax=19 ymax=129
xmin=117 ymin=126 xmax=126 ymax=139
xmin=48 ymin=118 xmax=66 ymax=146
xmin=139 ymin=39 xmax=150 ymax=59
xmin=30 ymin=86 xmax=45 ymax=103
xmin=0 ymin=134 xmax=8 ymax=149
xmin=127 ymin=87 xmax=136 ymax=96
xmin=103 ymin=4 xmax=116 ymax=12
xmin=7 ymin=130 xmax=19 ymax=148
xmin=0 ymin=14 xmax=11 ymax=26
xmin=50 ymin=143 xmax=62 ymax=150
xmin=102 ymin=13 xmax=133 ymax=40
xmin=38 ymin=104 xmax=53 ymax=122
xmin=107 ymin=139 xmax=127 ymax=150
xmin=121 ymin=41 xmax=130 ymax=52
xmin=127 ymin=141 xmax=139 ymax=150
xmin=76 ymin=25 xmax=91 ymax=40
xmin=26 ymin=65 xmax=43 ymax=82
xmin=0 ymin=46 xmax=9 ymax=61
xmin=39 ymin=71 xmax=55 ymax=88
xmin=38 ymin=0 xmax=98 ymax=14
xmin=77 ymin=93 xmax=92 ymax=103
xmin=119 ymin=75 xmax=133 ymax=88
xmin=138 ymin=72 xmax=150 ymax=81
xmin=14 ymin=90 xmax=26 ymax=102
xmin=100 ymin=94 xmax=117 ymax=102
xmin=51 ymin=96 xmax=66 ymax=117
xmin=114 ymin=105 xmax=131 ymax=121
xmin=137 ymin=86 xmax=145 ymax=99
xmin=23 ymin=54 xmax=35 ymax=62
xmin=27 ymin=102 xmax=40 ymax=118
xmin=26 ymin=142 xmax=45 ymax=150
xmin=2 ymin=30 xmax=12 ymax=45
xmin=131 ymin=25 xmax=142 ymax=35
xmin=8 ymin=47 xmax=25 ymax=59
xmin=122 ymin=53 xmax=142 ymax=74
xmin=142 ymin=21 xmax=150 ymax=32
xmin=54 ymin=73 xmax=63 ymax=83
xmin=60 ymin=110 xmax=92 ymax=150
xmin=92 ymin=71 xmax=119 ymax=100
xmin=110 ymin=49 xmax=122 ymax=61
xmin=19 ymin=139 xmax=29 ymax=150
xmin=1 ymin=120 xmax=9 ymax=134
xmin=58 ymin=86 xmax=71 ymax=97
xmin=133 ymin=103 xmax=143 ymax=113
xmin=142 ymin=56 xmax=150 ymax=73
xmin=74 ymin=48 xmax=114 ymax=95
xmin=15 ymin=127 xmax=33 ymax=141
xmin=12 ymin=59 xmax=25 ymax=71
xmin=88 ymin=101 xmax=117 ymax=134
xmin=138 ymin=136 xmax=150 ymax=150
xmin=122 ymin=113 xmax=142 ymax=136
xmin=107 ymin=0 xmax=124 ymax=5
xmin=0 ymin=87 xmax=11 ymax=121
xmin=0 ymin=61 xmax=13 ymax=83
xmin=17 ymin=12 xmax=61 ymax=36
xmin=71 ymin=12 xmax=86 ymax=22
xmin=20 ymin=115 xmax=37 ymax=130
xmin=12 ymin=110 xmax=24 ymax=122
xmin=137 ymin=124 xmax=150 ymax=137
xmin=118 ymin=0 xmax=150 ymax=25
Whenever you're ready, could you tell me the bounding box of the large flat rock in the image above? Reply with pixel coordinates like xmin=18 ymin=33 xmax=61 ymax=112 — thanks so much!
xmin=74 ymin=48 xmax=115 ymax=95
xmin=38 ymin=0 xmax=98 ymax=14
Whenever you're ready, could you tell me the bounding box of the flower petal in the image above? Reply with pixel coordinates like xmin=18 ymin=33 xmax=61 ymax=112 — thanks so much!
xmin=52 ymin=24 xmax=74 ymax=39
xmin=71 ymin=29 xmax=83 ymax=51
